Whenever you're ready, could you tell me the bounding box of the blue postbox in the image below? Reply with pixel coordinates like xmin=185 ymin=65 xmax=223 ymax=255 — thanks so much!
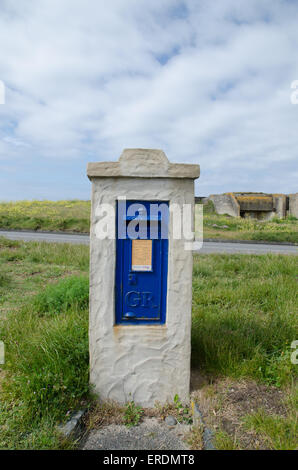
xmin=115 ymin=200 xmax=169 ymax=325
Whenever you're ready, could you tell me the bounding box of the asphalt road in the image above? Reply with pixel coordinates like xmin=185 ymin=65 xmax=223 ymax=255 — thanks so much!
xmin=1 ymin=230 xmax=297 ymax=255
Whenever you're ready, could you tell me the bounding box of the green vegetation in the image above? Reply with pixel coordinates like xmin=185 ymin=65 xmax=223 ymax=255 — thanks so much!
xmin=199 ymin=202 xmax=298 ymax=244
xmin=0 ymin=271 xmax=10 ymax=288
xmin=1 ymin=199 xmax=297 ymax=243
xmin=214 ymin=430 xmax=240 ymax=450
xmin=186 ymin=424 xmax=204 ymax=450
xmin=192 ymin=253 xmax=297 ymax=450
xmin=0 ymin=237 xmax=297 ymax=449
xmin=123 ymin=401 xmax=144 ymax=427
xmin=173 ymin=394 xmax=193 ymax=424
xmin=243 ymin=404 xmax=298 ymax=450
xmin=0 ymin=200 xmax=90 ymax=233
xmin=34 ymin=276 xmax=89 ymax=315
xmin=192 ymin=254 xmax=297 ymax=386
xmin=0 ymin=237 xmax=90 ymax=449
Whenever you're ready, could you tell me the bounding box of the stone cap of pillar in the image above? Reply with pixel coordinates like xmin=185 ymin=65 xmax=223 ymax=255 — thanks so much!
xmin=87 ymin=148 xmax=200 ymax=180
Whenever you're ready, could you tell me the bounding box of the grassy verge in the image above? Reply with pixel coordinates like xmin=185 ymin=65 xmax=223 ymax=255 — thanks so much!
xmin=1 ymin=200 xmax=297 ymax=244
xmin=191 ymin=254 xmax=297 ymax=449
xmin=192 ymin=254 xmax=297 ymax=386
xmin=0 ymin=237 xmax=90 ymax=449
xmin=0 ymin=200 xmax=90 ymax=233
xmin=0 ymin=237 xmax=297 ymax=449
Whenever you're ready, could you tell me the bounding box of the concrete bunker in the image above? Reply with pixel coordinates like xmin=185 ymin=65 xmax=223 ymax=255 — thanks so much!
xmin=208 ymin=192 xmax=297 ymax=219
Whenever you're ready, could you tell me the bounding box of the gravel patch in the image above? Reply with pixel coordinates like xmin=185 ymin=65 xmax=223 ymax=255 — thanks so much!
xmin=82 ymin=417 xmax=190 ymax=450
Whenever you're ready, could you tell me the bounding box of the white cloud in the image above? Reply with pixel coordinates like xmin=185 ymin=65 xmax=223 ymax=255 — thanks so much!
xmin=0 ymin=0 xmax=297 ymax=198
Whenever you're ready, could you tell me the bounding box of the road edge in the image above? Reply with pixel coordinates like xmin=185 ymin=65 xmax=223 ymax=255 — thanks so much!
xmin=0 ymin=229 xmax=296 ymax=247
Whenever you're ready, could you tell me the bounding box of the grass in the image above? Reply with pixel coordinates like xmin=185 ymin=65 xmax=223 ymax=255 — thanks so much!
xmin=0 ymin=237 xmax=297 ymax=449
xmin=0 ymin=272 xmax=10 ymax=288
xmin=214 ymin=430 xmax=240 ymax=450
xmin=0 ymin=237 xmax=90 ymax=449
xmin=1 ymin=199 xmax=297 ymax=243
xmin=0 ymin=200 xmax=90 ymax=233
xmin=186 ymin=425 xmax=204 ymax=450
xmin=192 ymin=253 xmax=297 ymax=449
xmin=193 ymin=377 xmax=297 ymax=450
xmin=192 ymin=254 xmax=297 ymax=386
xmin=34 ymin=276 xmax=89 ymax=315
xmin=243 ymin=405 xmax=298 ymax=450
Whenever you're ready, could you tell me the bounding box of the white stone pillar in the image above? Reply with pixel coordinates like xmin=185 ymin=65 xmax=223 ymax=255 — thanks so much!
xmin=87 ymin=149 xmax=200 ymax=407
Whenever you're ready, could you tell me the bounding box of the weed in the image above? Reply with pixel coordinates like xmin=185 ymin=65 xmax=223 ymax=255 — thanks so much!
xmin=123 ymin=401 xmax=144 ymax=427
xmin=173 ymin=394 xmax=193 ymax=424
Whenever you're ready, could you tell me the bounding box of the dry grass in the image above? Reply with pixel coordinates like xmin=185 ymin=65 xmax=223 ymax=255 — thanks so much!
xmin=185 ymin=424 xmax=204 ymax=450
xmin=191 ymin=375 xmax=296 ymax=450
xmin=84 ymin=401 xmax=125 ymax=430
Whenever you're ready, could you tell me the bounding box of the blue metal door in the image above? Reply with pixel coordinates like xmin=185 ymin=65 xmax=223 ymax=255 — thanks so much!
xmin=115 ymin=200 xmax=169 ymax=325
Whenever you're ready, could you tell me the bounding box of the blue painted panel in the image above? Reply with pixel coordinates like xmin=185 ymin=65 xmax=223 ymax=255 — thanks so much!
xmin=115 ymin=200 xmax=169 ymax=325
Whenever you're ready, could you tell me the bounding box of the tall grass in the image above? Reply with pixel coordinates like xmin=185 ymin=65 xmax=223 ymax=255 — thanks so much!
xmin=0 ymin=275 xmax=90 ymax=449
xmin=191 ymin=254 xmax=298 ymax=386
xmin=34 ymin=276 xmax=89 ymax=315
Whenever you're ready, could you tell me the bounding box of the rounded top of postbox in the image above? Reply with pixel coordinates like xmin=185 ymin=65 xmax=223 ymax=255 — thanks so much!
xmin=87 ymin=148 xmax=200 ymax=180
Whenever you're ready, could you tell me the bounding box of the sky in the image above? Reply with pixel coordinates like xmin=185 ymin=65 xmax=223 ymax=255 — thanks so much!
xmin=0 ymin=0 xmax=297 ymax=200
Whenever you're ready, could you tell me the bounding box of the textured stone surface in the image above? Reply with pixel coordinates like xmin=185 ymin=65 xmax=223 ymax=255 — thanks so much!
xmin=273 ymin=194 xmax=287 ymax=218
xmin=87 ymin=148 xmax=200 ymax=179
xmin=289 ymin=193 xmax=298 ymax=218
xmin=237 ymin=194 xmax=273 ymax=212
xmin=57 ymin=409 xmax=86 ymax=439
xmin=165 ymin=415 xmax=177 ymax=426
xmin=209 ymin=193 xmax=240 ymax=217
xmin=88 ymin=149 xmax=198 ymax=407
